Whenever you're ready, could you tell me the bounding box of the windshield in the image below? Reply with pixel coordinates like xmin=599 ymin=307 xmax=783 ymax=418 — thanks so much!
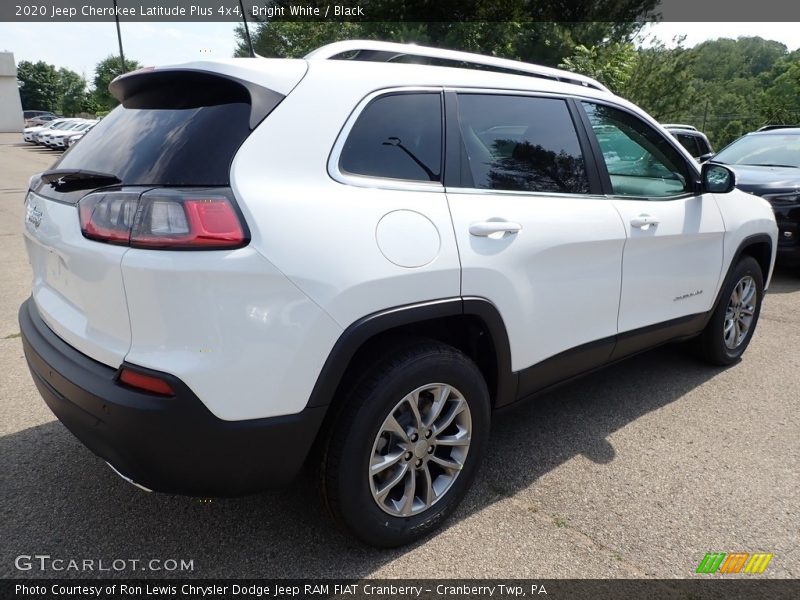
xmin=714 ymin=133 xmax=800 ymax=167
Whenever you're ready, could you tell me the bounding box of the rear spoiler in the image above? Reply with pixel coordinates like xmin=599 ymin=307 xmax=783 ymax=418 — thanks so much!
xmin=109 ymin=68 xmax=284 ymax=130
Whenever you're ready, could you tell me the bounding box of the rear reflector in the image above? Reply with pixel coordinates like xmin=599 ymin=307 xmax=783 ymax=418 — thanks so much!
xmin=119 ymin=367 xmax=175 ymax=396
xmin=78 ymin=187 xmax=247 ymax=249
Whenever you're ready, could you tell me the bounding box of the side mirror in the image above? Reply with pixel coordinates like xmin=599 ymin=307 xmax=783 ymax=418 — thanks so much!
xmin=697 ymin=152 xmax=715 ymax=163
xmin=701 ymin=163 xmax=735 ymax=193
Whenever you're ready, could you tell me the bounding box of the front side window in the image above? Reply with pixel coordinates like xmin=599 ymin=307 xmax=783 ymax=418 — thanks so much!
xmin=582 ymin=102 xmax=691 ymax=198
xmin=457 ymin=94 xmax=589 ymax=194
xmin=339 ymin=93 xmax=442 ymax=182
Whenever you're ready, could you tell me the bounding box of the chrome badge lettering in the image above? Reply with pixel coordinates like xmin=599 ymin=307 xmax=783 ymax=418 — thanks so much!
xmin=26 ymin=202 xmax=43 ymax=229
xmin=674 ymin=290 xmax=703 ymax=301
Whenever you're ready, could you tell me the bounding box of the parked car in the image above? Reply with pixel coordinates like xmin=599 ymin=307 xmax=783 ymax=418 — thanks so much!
xmin=663 ymin=124 xmax=714 ymax=162
xmin=28 ymin=115 xmax=58 ymax=127
xmin=58 ymin=122 xmax=98 ymax=150
xmin=19 ymin=40 xmax=778 ymax=548
xmin=23 ymin=110 xmax=55 ymax=127
xmin=23 ymin=118 xmax=72 ymax=143
xmin=710 ymin=126 xmax=800 ymax=268
xmin=34 ymin=119 xmax=84 ymax=146
xmin=45 ymin=120 xmax=96 ymax=150
xmin=63 ymin=132 xmax=85 ymax=149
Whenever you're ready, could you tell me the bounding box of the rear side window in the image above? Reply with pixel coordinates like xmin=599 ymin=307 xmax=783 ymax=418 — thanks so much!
xmin=339 ymin=93 xmax=442 ymax=182
xmin=676 ymin=133 xmax=701 ymax=157
xmin=456 ymin=94 xmax=589 ymax=194
xmin=56 ymin=71 xmax=281 ymax=186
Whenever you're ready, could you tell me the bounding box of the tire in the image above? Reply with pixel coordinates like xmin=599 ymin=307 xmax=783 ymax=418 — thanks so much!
xmin=698 ymin=256 xmax=764 ymax=366
xmin=319 ymin=340 xmax=490 ymax=548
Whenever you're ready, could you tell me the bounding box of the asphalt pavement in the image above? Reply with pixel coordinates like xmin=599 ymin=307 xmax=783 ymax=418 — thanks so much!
xmin=0 ymin=133 xmax=797 ymax=579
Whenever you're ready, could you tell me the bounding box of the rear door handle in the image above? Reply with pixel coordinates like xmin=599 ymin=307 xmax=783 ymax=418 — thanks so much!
xmin=630 ymin=215 xmax=660 ymax=230
xmin=469 ymin=221 xmax=523 ymax=237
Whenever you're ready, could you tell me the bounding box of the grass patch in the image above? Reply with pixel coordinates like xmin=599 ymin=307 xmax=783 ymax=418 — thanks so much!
xmin=3 ymin=332 xmax=21 ymax=339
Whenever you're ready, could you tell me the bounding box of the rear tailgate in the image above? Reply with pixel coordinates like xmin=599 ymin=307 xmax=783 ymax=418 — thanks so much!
xmin=23 ymin=190 xmax=131 ymax=367
xmin=22 ymin=59 xmax=307 ymax=369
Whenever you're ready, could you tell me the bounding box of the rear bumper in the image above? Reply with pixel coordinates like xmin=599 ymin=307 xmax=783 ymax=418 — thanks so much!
xmin=19 ymin=298 xmax=327 ymax=496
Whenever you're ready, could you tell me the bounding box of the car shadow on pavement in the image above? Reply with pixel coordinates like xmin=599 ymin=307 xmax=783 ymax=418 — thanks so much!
xmin=766 ymin=266 xmax=800 ymax=294
xmin=0 ymin=341 xmax=725 ymax=579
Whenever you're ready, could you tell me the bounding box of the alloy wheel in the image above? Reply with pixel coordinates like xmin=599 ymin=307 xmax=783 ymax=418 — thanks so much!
xmin=723 ymin=275 xmax=757 ymax=350
xmin=368 ymin=383 xmax=472 ymax=517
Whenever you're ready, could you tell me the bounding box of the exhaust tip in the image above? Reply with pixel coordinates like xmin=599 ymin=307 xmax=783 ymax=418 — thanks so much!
xmin=106 ymin=462 xmax=153 ymax=493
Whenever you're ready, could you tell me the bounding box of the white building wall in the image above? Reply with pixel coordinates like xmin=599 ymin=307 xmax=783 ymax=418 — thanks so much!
xmin=0 ymin=52 xmax=24 ymax=133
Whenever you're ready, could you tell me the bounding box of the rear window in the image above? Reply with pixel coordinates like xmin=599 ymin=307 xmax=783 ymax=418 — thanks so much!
xmin=55 ymin=103 xmax=251 ymax=186
xmin=676 ymin=133 xmax=701 ymax=157
xmin=55 ymin=70 xmax=283 ymax=187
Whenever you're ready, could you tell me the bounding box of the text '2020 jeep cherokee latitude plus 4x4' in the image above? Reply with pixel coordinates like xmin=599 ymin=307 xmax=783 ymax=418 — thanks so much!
xmin=20 ymin=41 xmax=777 ymax=547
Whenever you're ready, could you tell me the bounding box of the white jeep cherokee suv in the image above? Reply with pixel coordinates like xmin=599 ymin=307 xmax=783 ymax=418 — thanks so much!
xmin=20 ymin=41 xmax=777 ymax=547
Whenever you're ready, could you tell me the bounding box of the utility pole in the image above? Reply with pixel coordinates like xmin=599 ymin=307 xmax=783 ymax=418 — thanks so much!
xmin=702 ymin=99 xmax=709 ymax=131
xmin=113 ymin=0 xmax=126 ymax=74
xmin=238 ymin=0 xmax=255 ymax=57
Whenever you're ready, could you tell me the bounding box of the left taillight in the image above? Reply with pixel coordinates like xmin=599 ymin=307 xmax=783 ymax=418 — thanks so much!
xmin=78 ymin=188 xmax=248 ymax=250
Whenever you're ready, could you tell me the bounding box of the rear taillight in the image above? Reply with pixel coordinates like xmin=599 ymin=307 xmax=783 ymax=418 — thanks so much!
xmin=79 ymin=191 xmax=139 ymax=245
xmin=78 ymin=188 xmax=247 ymax=250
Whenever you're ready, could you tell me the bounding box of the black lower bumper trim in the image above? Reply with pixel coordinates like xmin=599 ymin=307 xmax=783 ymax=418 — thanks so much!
xmin=19 ymin=298 xmax=327 ymax=496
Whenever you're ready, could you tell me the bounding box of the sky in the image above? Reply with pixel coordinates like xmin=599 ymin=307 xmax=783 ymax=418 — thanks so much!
xmin=0 ymin=21 xmax=798 ymax=85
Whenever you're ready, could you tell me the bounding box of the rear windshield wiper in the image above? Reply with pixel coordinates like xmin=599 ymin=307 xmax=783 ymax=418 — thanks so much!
xmin=40 ymin=169 xmax=122 ymax=192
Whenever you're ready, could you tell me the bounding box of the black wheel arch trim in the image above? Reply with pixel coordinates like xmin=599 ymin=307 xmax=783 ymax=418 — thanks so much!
xmin=306 ymin=297 xmax=517 ymax=409
xmin=712 ymin=233 xmax=773 ymax=313
xmin=730 ymin=233 xmax=773 ymax=273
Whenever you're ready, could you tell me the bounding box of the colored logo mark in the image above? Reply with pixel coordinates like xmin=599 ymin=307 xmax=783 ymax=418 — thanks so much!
xmin=696 ymin=552 xmax=773 ymax=574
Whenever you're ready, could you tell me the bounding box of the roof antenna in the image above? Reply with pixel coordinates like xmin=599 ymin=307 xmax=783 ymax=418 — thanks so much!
xmin=238 ymin=0 xmax=256 ymax=57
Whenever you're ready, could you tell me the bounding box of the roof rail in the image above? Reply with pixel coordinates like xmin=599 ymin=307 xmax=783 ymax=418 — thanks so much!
xmin=305 ymin=40 xmax=610 ymax=93
xmin=756 ymin=124 xmax=800 ymax=132
xmin=662 ymin=123 xmax=698 ymax=131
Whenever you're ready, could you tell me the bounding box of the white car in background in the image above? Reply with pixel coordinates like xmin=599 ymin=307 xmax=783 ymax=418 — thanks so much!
xmin=23 ymin=119 xmax=71 ymax=143
xmin=65 ymin=120 xmax=101 ymax=149
xmin=63 ymin=131 xmax=86 ymax=149
xmin=40 ymin=120 xmax=88 ymax=148
xmin=48 ymin=121 xmax=98 ymax=149
xmin=33 ymin=119 xmax=82 ymax=145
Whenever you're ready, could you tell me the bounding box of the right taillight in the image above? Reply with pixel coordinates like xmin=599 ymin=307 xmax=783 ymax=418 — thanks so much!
xmin=78 ymin=188 xmax=248 ymax=250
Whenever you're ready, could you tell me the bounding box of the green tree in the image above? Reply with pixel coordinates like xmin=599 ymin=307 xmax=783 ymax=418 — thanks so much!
xmin=234 ymin=2 xmax=658 ymax=64
xmin=760 ymin=54 xmax=800 ymax=124
xmin=17 ymin=61 xmax=61 ymax=112
xmin=690 ymin=36 xmax=786 ymax=82
xmin=622 ymin=37 xmax=697 ymax=121
xmin=559 ymin=41 xmax=637 ymax=92
xmin=58 ymin=68 xmax=88 ymax=116
xmin=92 ymin=55 xmax=141 ymax=111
